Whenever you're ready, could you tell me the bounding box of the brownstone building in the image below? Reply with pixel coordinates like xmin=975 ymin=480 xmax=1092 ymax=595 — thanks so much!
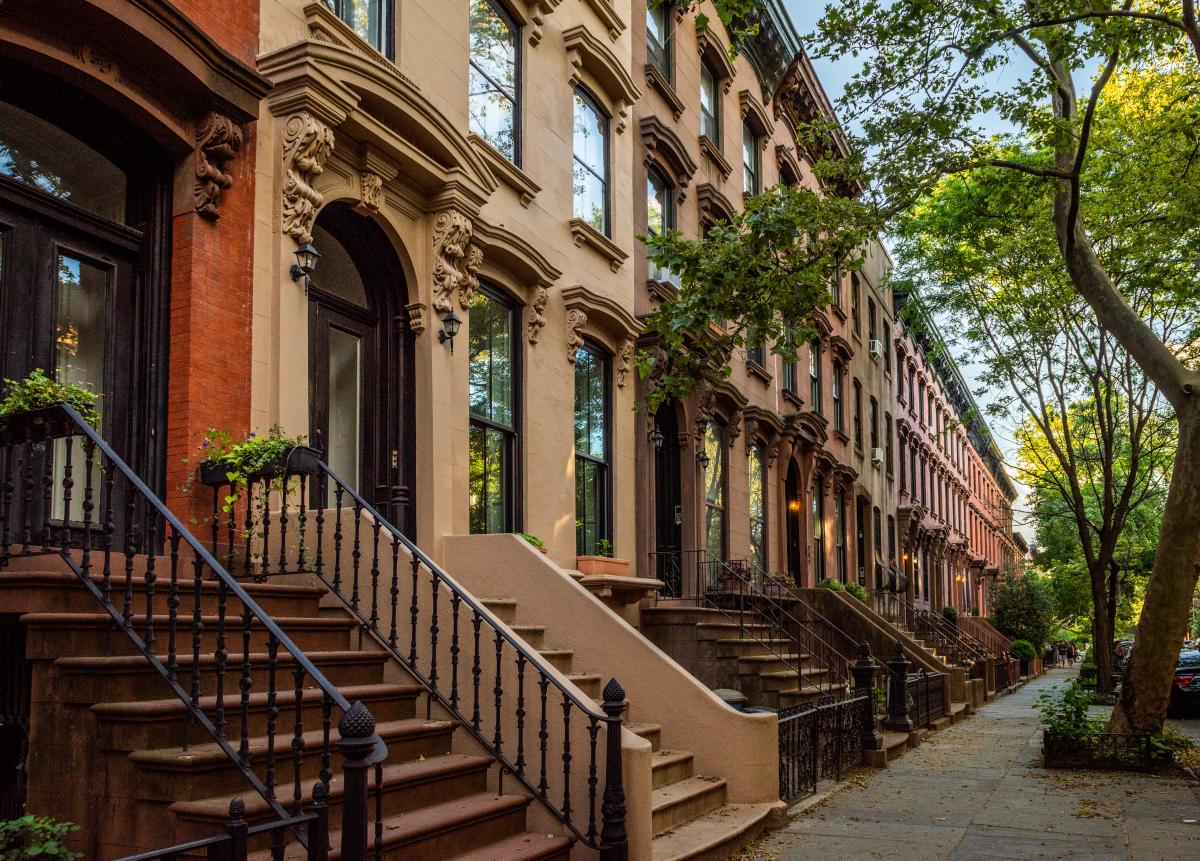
xmin=0 ymin=1 xmax=1022 ymax=858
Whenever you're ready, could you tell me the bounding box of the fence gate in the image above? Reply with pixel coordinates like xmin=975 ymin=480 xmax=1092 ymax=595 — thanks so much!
xmin=0 ymin=615 xmax=31 ymax=819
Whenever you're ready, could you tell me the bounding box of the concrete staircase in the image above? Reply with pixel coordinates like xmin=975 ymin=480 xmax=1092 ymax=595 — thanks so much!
xmin=1 ymin=555 xmax=572 ymax=860
xmin=481 ymin=597 xmax=776 ymax=861
xmin=641 ymin=603 xmax=848 ymax=710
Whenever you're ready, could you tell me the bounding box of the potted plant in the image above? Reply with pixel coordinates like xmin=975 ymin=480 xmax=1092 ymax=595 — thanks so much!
xmin=1010 ymin=639 xmax=1036 ymax=677
xmin=0 ymin=814 xmax=82 ymax=859
xmin=942 ymin=605 xmax=959 ymax=625
xmin=576 ymin=537 xmax=631 ymax=578
xmin=520 ymin=533 xmax=548 ymax=555
xmin=0 ymin=369 xmax=100 ymax=444
xmin=197 ymin=425 xmax=320 ymax=508
xmin=845 ymin=582 xmax=868 ymax=603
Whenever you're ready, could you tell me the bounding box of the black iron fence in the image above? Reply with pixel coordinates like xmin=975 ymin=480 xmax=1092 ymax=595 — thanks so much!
xmin=237 ymin=462 xmax=628 ymax=856
xmin=0 ymin=405 xmax=382 ymax=857
xmin=904 ymin=669 xmax=946 ymax=728
xmin=777 ymin=694 xmax=869 ymax=801
xmin=1043 ymin=731 xmax=1172 ymax=772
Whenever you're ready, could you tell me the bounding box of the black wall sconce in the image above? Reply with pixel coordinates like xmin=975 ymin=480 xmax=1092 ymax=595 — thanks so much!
xmin=438 ymin=310 xmax=462 ymax=353
xmin=291 ymin=242 xmax=320 ymax=295
xmin=649 ymin=426 xmax=665 ymax=451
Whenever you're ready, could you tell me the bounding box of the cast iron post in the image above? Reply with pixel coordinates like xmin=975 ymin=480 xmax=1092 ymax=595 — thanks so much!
xmin=337 ymin=701 xmax=379 ymax=859
xmin=884 ymin=638 xmax=913 ymax=733
xmin=851 ymin=641 xmax=884 ymax=751
xmin=599 ymin=678 xmax=628 ymax=861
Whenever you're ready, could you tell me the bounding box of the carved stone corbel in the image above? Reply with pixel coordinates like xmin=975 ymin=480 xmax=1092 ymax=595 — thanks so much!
xmin=527 ymin=0 xmax=562 ymax=46
xmin=616 ymin=338 xmax=635 ymax=388
xmin=406 ymin=302 xmax=427 ymax=335
xmin=727 ymin=409 xmax=744 ymax=447
xmin=431 ymin=210 xmax=475 ymax=314
xmin=566 ymin=309 xmax=588 ymax=363
xmin=194 ymin=113 xmax=244 ymax=220
xmin=457 ymin=243 xmax=484 ymax=309
xmin=527 ymin=286 xmax=549 ymax=344
xmin=359 ymin=171 xmax=384 ymax=212
xmin=281 ymin=112 xmax=335 ymax=244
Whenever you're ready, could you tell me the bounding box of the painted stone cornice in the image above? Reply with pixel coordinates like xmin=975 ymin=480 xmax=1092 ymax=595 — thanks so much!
xmin=562 ymin=284 xmax=643 ymax=358
xmin=563 ymin=25 xmax=640 ymax=133
xmin=640 ymin=116 xmax=699 ymax=199
xmin=696 ymin=182 xmax=736 ymax=224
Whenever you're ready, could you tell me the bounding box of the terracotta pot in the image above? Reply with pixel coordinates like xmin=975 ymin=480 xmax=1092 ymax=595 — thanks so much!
xmin=576 ymin=556 xmax=631 ymax=578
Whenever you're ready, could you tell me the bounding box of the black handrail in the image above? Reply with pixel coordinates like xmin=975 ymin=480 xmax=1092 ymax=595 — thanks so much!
xmin=0 ymin=405 xmax=383 ymax=856
xmin=253 ymin=462 xmax=628 ymax=855
xmin=870 ymin=590 xmax=990 ymax=665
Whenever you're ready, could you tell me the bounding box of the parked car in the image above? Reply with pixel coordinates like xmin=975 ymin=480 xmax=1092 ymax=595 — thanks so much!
xmin=1169 ymin=650 xmax=1200 ymax=717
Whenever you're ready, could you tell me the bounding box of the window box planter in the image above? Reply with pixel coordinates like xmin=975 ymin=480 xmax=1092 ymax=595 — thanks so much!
xmin=576 ymin=555 xmax=630 ymax=578
xmin=0 ymin=404 xmax=81 ymax=446
xmin=198 ymin=444 xmax=322 ymax=488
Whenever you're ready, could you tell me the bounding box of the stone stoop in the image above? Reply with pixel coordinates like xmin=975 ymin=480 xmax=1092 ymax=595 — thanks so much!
xmin=641 ymin=603 xmax=848 ymax=710
xmin=863 ymin=731 xmax=912 ymax=768
xmin=4 ymin=562 xmax=573 ymax=861
xmin=483 ymin=598 xmax=777 ymax=861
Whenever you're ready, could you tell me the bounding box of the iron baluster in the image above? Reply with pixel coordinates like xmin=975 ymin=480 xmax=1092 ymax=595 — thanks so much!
xmin=243 ymin=479 xmax=255 ymax=583
xmin=538 ymin=675 xmax=550 ymax=799
xmin=293 ymin=667 xmax=305 ymax=816
xmin=40 ymin=440 xmax=53 ymax=548
xmin=349 ymin=499 xmax=362 ymax=610
xmin=492 ymin=630 xmax=503 ymax=752
xmin=319 ymin=695 xmax=333 ymax=789
xmin=388 ymin=538 xmax=399 ymax=648
xmin=239 ymin=599 xmax=253 ymax=768
xmin=189 ymin=557 xmax=205 ymax=722
xmin=210 ymin=485 xmax=220 ymax=562
xmin=166 ymin=530 xmax=181 ymax=682
xmin=368 ymin=520 xmax=380 ymax=631
xmin=429 ymin=569 xmax=440 ymax=694
xmin=58 ymin=436 xmax=73 ymax=548
xmin=123 ymin=491 xmax=136 ymax=626
xmin=80 ymin=440 xmax=95 ymax=575
xmin=278 ymin=476 xmax=289 ymax=574
xmin=313 ymin=474 xmax=325 ymax=579
xmin=514 ymin=652 xmax=526 ymax=773
xmin=560 ymin=694 xmax=572 ymax=822
xmin=296 ymin=475 xmax=307 ymax=569
xmin=143 ymin=515 xmax=158 ymax=655
xmin=471 ymin=611 xmax=482 ymax=731
xmin=259 ymin=481 xmax=272 ymax=581
xmin=586 ymin=717 xmax=599 ymax=844
xmin=331 ymin=484 xmax=343 ymax=594
xmin=215 ymin=578 xmax=229 ymax=738
xmin=265 ymin=633 xmax=279 ymax=799
xmin=408 ymin=554 xmax=419 ymax=664
xmin=19 ymin=443 xmax=32 ymax=553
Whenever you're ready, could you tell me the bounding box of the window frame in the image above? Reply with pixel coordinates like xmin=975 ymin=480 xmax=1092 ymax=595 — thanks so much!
xmin=831 ymin=361 xmax=843 ymax=432
xmin=748 ymin=445 xmax=768 ymax=571
xmin=574 ymin=342 xmax=612 ymax=555
xmin=834 ymin=485 xmax=847 ymax=582
xmin=646 ymin=0 xmax=673 ymax=82
xmin=700 ymin=62 xmax=721 ymax=149
xmin=572 ymin=86 xmax=612 ymax=237
xmin=468 ymin=0 xmax=523 ymax=165
xmin=468 ymin=285 xmax=522 ymax=534
xmin=812 ymin=479 xmax=826 ymax=581
xmin=329 ymin=0 xmax=395 ymax=59
xmin=703 ymin=421 xmax=728 ymax=562
xmin=808 ymin=340 xmax=822 ymax=414
xmin=742 ymin=122 xmax=761 ymax=195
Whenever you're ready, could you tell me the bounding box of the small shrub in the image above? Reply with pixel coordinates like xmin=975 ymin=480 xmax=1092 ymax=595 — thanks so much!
xmin=0 ymin=369 xmax=99 ymax=427
xmin=519 ymin=533 xmax=546 ymax=550
xmin=817 ymin=578 xmax=846 ymax=592
xmin=845 ymin=582 xmax=868 ymax=602
xmin=200 ymin=426 xmax=307 ymax=512
xmin=1036 ymin=680 xmax=1105 ymax=746
xmin=942 ymin=605 xmax=958 ymax=623
xmin=1009 ymin=639 xmax=1036 ymax=661
xmin=0 ymin=815 xmax=81 ymax=860
xmin=596 ymin=538 xmax=613 ymax=558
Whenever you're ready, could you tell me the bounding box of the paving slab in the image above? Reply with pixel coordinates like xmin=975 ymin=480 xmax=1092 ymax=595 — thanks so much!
xmin=744 ymin=669 xmax=1200 ymax=860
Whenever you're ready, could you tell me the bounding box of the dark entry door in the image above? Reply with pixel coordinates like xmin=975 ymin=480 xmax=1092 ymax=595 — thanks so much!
xmin=653 ymin=404 xmax=682 ymax=594
xmin=785 ymin=460 xmax=803 ymax=582
xmin=307 ymin=205 xmax=413 ymax=531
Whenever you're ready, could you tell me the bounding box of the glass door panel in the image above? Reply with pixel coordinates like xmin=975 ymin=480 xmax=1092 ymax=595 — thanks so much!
xmin=327 ymin=326 xmax=362 ymax=500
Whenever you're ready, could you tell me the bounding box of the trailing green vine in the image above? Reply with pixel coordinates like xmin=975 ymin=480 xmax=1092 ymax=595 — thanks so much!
xmin=0 ymin=369 xmax=100 ymax=427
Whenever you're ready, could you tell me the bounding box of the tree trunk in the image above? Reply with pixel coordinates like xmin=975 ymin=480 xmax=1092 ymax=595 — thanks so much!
xmin=1089 ymin=570 xmax=1113 ymax=700
xmin=1109 ymin=412 xmax=1200 ymax=733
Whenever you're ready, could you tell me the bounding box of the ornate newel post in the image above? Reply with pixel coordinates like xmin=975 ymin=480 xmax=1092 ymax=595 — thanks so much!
xmin=884 ymin=639 xmax=914 ymax=733
xmin=225 ymin=797 xmax=248 ymax=861
xmin=600 ymin=678 xmax=629 ymax=861
xmin=337 ymin=700 xmax=380 ymax=858
xmin=851 ymin=641 xmax=884 ymax=751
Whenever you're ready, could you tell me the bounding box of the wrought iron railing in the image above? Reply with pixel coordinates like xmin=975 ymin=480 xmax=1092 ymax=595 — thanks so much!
xmin=868 ymin=591 xmax=990 ymax=667
xmin=960 ymin=615 xmax=1019 ymax=661
xmin=115 ymin=796 xmax=327 ymax=861
xmin=0 ymin=404 xmax=384 ymax=857
xmin=904 ymin=669 xmax=946 ymax=728
xmin=239 ymin=462 xmax=627 ymax=855
xmin=777 ymin=693 xmax=869 ymax=801
xmin=652 ymin=550 xmax=861 ymax=699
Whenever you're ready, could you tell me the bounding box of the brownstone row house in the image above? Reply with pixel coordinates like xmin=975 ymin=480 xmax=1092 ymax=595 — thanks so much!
xmin=0 ymin=0 xmax=1020 ymax=858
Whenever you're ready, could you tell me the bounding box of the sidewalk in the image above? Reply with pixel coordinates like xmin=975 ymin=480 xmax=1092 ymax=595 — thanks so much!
xmin=745 ymin=669 xmax=1200 ymax=860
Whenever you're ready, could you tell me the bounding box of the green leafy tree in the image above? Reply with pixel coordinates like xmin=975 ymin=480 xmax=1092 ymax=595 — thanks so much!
xmin=990 ymin=567 xmax=1056 ymax=653
xmin=810 ymin=1 xmax=1200 ymax=733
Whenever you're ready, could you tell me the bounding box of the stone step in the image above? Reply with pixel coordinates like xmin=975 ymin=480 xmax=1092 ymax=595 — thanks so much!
xmin=537 ymin=649 xmax=574 ymax=673
xmin=714 ymin=638 xmax=794 ymax=658
xmin=737 ymin=654 xmax=803 ymax=676
xmin=651 ymin=750 xmax=694 ymax=789
xmin=628 ymin=722 xmax=662 ymax=752
xmin=175 ymin=752 xmax=494 ymax=841
xmin=480 ymin=599 xmax=518 ymax=625
xmin=693 ymin=622 xmax=774 ymax=642
xmin=263 ymin=792 xmax=535 ymax=860
xmin=52 ymin=649 xmax=389 ymax=703
xmin=651 ymin=802 xmax=776 ymax=861
xmin=442 ymin=831 xmax=574 ymax=860
xmin=93 ymin=683 xmax=420 ymax=750
xmin=127 ymin=718 xmax=456 ymax=802
xmin=0 ymin=568 xmax=325 ymax=618
xmin=565 ymin=672 xmax=601 ymax=699
xmin=652 ymin=776 xmax=728 ymax=836
xmin=22 ymin=611 xmax=356 ymax=658
xmin=510 ymin=625 xmax=546 ymax=649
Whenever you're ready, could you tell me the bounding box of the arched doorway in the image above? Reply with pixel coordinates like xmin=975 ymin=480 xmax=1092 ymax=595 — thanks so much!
xmin=0 ymin=60 xmax=170 ymax=480
xmin=307 ymin=203 xmax=414 ymax=532
xmin=653 ymin=402 xmax=682 ymax=594
xmin=785 ymin=460 xmax=804 ymax=582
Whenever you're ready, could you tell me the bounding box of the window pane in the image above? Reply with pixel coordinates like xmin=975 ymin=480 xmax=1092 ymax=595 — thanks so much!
xmin=742 ymin=125 xmax=758 ymax=195
xmin=469 ymin=0 xmax=518 ymax=161
xmin=574 ymin=348 xmax=607 ymax=460
xmin=647 ymin=5 xmax=670 ymax=78
xmin=700 ymin=65 xmax=719 ymax=144
xmin=573 ymin=93 xmax=607 ymax=234
xmin=339 ymin=0 xmax=384 ymax=52
xmin=704 ymin=423 xmax=725 ymax=560
xmin=327 ymin=327 xmax=363 ymax=495
xmin=749 ymin=449 xmax=765 ymax=571
xmin=0 ymin=100 xmax=126 ymax=222
xmin=468 ymin=292 xmax=514 ymax=428
xmin=469 ymin=423 xmax=509 ymax=533
xmin=647 ymin=173 xmax=667 ymax=237
xmin=311 ymin=224 xmax=369 ymax=307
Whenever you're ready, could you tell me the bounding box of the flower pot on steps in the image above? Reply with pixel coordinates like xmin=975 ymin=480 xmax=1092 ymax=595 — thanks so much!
xmin=199 ymin=444 xmax=323 ymax=487
xmin=575 ymin=555 xmax=631 ymax=578
xmin=0 ymin=404 xmax=82 ymax=446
